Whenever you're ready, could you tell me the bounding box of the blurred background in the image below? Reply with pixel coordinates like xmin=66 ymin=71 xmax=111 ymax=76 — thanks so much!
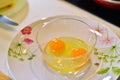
xmin=65 ymin=0 xmax=120 ymax=27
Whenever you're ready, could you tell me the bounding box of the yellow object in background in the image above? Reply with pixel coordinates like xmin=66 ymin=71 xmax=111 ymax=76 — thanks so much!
xmin=0 ymin=0 xmax=13 ymax=8
xmin=0 ymin=71 xmax=12 ymax=80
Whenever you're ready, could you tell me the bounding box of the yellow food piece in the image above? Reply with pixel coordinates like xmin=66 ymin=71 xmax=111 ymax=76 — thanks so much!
xmin=71 ymin=48 xmax=87 ymax=57
xmin=48 ymin=39 xmax=65 ymax=53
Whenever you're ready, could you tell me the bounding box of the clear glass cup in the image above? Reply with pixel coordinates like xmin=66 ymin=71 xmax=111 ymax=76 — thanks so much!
xmin=36 ymin=15 xmax=97 ymax=80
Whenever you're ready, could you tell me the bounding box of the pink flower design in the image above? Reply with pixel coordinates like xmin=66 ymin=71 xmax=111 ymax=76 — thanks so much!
xmin=94 ymin=27 xmax=105 ymax=35
xmin=23 ymin=38 xmax=34 ymax=45
xmin=21 ymin=26 xmax=32 ymax=35
xmin=100 ymin=37 xmax=115 ymax=46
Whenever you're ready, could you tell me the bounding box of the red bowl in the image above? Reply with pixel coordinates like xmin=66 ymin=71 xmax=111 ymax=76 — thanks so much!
xmin=94 ymin=0 xmax=120 ymax=9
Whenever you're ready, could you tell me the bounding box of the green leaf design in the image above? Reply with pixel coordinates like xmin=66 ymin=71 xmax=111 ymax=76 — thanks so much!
xmin=8 ymin=45 xmax=36 ymax=61
xmin=97 ymin=67 xmax=110 ymax=74
xmin=28 ymin=57 xmax=33 ymax=60
xmin=94 ymin=63 xmax=99 ymax=66
xmin=98 ymin=56 xmax=102 ymax=60
xmin=117 ymin=60 xmax=120 ymax=63
xmin=102 ymin=57 xmax=108 ymax=62
xmin=94 ymin=48 xmax=98 ymax=55
xmin=31 ymin=54 xmax=36 ymax=57
xmin=19 ymin=58 xmax=24 ymax=61
xmin=112 ymin=67 xmax=120 ymax=75
xmin=28 ymin=54 xmax=36 ymax=60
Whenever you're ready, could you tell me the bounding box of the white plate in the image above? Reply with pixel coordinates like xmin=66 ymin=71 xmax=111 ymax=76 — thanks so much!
xmin=0 ymin=0 xmax=27 ymax=17
xmin=7 ymin=15 xmax=120 ymax=80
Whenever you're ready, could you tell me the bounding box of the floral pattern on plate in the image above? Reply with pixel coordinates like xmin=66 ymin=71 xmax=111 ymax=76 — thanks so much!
xmin=92 ymin=24 xmax=120 ymax=75
xmin=8 ymin=26 xmax=36 ymax=61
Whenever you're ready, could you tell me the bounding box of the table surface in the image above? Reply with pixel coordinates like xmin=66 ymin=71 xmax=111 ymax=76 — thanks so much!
xmin=0 ymin=0 xmax=120 ymax=78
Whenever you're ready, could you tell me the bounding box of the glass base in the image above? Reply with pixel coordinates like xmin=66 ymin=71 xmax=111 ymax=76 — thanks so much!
xmin=44 ymin=59 xmax=92 ymax=80
xmin=29 ymin=54 xmax=98 ymax=80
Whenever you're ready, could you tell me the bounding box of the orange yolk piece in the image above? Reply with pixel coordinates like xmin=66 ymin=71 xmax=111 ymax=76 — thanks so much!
xmin=49 ymin=39 xmax=65 ymax=53
xmin=71 ymin=48 xmax=87 ymax=57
